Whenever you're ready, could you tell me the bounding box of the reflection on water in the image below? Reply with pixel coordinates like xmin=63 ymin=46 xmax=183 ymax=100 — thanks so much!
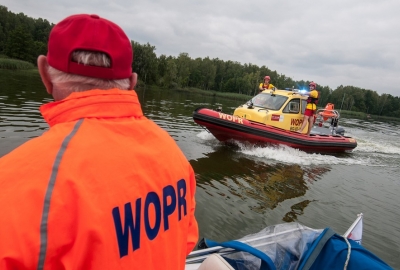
xmin=1 ymin=70 xmax=399 ymax=268
xmin=191 ymin=145 xmax=333 ymax=242
xmin=282 ymin=200 xmax=315 ymax=222
xmin=192 ymin=148 xmax=317 ymax=212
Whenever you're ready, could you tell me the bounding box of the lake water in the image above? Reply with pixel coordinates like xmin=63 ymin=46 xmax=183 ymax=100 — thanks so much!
xmin=1 ymin=70 xmax=399 ymax=268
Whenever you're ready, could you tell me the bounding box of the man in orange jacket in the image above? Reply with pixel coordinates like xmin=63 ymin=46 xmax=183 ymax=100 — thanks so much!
xmin=0 ymin=14 xmax=198 ymax=269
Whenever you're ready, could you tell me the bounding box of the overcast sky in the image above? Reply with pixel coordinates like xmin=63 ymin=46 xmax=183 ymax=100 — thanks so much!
xmin=3 ymin=0 xmax=400 ymax=96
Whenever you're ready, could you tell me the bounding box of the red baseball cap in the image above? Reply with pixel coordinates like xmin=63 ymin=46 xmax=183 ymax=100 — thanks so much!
xmin=47 ymin=14 xmax=133 ymax=80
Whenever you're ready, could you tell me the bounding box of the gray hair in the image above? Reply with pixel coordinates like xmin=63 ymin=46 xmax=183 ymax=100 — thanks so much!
xmin=48 ymin=51 xmax=131 ymax=99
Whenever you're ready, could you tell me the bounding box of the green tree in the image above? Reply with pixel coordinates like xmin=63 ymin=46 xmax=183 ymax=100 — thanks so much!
xmin=4 ymin=25 xmax=33 ymax=62
xmin=33 ymin=18 xmax=52 ymax=44
xmin=1 ymin=4 xmax=399 ymax=114
xmin=242 ymin=72 xmax=259 ymax=95
xmin=175 ymin=52 xmax=191 ymax=88
xmin=157 ymin=54 xmax=168 ymax=85
xmin=223 ymin=61 xmax=243 ymax=93
xmin=164 ymin=57 xmax=178 ymax=88
xmin=132 ymin=41 xmax=158 ymax=84
xmin=31 ymin=41 xmax=47 ymax=61
xmin=188 ymin=57 xmax=202 ymax=88
xmin=0 ymin=6 xmax=10 ymax=52
xmin=0 ymin=23 xmax=5 ymax=53
xmin=212 ymin=58 xmax=228 ymax=92
xmin=318 ymin=85 xmax=332 ymax=107
xmin=198 ymin=57 xmax=216 ymax=90
xmin=364 ymin=90 xmax=379 ymax=114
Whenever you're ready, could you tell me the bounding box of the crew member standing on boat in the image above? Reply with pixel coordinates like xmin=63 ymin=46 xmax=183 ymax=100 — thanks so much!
xmin=0 ymin=14 xmax=198 ymax=270
xmin=297 ymin=81 xmax=319 ymax=135
xmin=258 ymin=75 xmax=275 ymax=93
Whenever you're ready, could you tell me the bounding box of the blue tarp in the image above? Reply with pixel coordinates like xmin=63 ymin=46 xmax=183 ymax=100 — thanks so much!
xmin=201 ymin=225 xmax=393 ymax=270
xmin=298 ymin=228 xmax=392 ymax=270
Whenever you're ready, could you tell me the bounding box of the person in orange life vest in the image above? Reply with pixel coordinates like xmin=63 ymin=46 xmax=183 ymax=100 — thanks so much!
xmin=297 ymin=81 xmax=319 ymax=135
xmin=0 ymin=14 xmax=198 ymax=270
xmin=258 ymin=75 xmax=275 ymax=93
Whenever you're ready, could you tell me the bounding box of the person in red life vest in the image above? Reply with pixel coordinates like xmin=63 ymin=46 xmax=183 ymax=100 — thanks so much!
xmin=258 ymin=75 xmax=275 ymax=93
xmin=297 ymin=81 xmax=319 ymax=135
xmin=0 ymin=14 xmax=198 ymax=270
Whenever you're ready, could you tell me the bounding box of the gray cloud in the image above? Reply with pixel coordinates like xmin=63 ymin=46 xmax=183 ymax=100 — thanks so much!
xmin=3 ymin=0 xmax=399 ymax=96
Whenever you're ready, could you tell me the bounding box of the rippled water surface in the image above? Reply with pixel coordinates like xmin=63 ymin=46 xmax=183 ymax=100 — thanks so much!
xmin=1 ymin=70 xmax=399 ymax=268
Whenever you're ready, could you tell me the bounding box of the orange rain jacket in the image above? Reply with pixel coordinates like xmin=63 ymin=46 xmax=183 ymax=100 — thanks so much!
xmin=0 ymin=89 xmax=198 ymax=269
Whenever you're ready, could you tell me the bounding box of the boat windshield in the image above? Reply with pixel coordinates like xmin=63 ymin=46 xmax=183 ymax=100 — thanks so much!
xmin=250 ymin=93 xmax=288 ymax=110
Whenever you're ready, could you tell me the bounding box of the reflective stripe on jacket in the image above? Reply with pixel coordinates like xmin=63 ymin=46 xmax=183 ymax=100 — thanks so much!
xmin=0 ymin=89 xmax=198 ymax=270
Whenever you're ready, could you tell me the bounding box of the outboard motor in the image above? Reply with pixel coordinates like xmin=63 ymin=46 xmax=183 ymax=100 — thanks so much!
xmin=334 ymin=127 xmax=345 ymax=136
xmin=329 ymin=117 xmax=345 ymax=135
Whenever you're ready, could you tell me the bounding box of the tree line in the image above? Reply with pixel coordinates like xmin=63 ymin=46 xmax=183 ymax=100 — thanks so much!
xmin=1 ymin=5 xmax=399 ymax=117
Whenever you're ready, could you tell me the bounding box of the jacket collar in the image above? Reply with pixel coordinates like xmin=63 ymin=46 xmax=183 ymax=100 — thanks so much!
xmin=40 ymin=89 xmax=143 ymax=127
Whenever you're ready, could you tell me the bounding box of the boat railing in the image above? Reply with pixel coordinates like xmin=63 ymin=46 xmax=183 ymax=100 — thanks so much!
xmin=314 ymin=109 xmax=341 ymax=135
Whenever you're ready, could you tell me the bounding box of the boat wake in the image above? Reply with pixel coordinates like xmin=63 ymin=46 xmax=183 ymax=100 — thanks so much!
xmin=353 ymin=137 xmax=400 ymax=155
xmin=196 ymin=130 xmax=216 ymax=141
xmin=196 ymin=129 xmax=400 ymax=168
xmin=236 ymin=143 xmax=370 ymax=166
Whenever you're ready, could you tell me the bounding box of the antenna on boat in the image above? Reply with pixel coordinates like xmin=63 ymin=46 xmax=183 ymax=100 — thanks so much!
xmin=290 ymin=87 xmax=300 ymax=95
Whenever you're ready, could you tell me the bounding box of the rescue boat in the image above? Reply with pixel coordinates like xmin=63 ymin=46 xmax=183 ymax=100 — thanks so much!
xmin=193 ymin=88 xmax=357 ymax=153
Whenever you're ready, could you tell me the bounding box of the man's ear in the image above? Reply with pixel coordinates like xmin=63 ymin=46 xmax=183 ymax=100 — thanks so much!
xmin=37 ymin=55 xmax=53 ymax=94
xmin=129 ymin=72 xmax=138 ymax=90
